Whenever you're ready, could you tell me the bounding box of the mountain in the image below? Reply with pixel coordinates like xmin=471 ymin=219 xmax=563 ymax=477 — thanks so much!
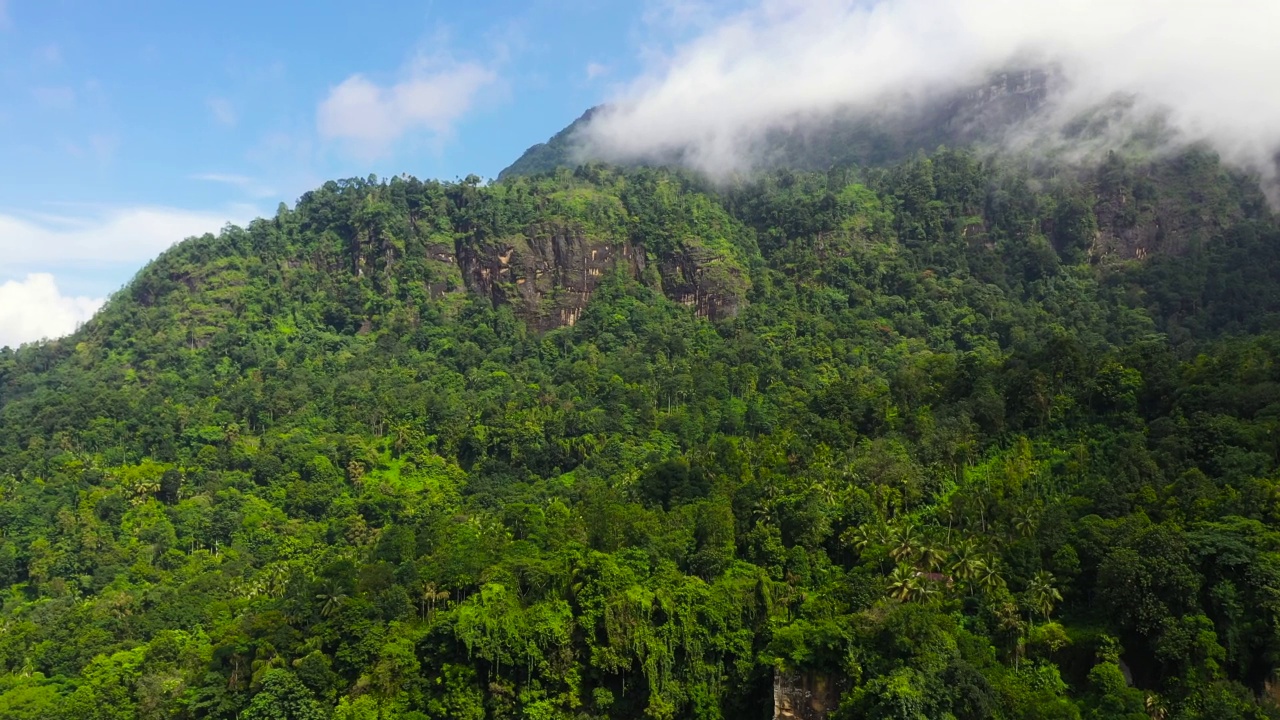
xmin=4 ymin=142 xmax=1280 ymax=719
xmin=500 ymin=70 xmax=1057 ymax=179
xmin=499 ymin=107 xmax=604 ymax=180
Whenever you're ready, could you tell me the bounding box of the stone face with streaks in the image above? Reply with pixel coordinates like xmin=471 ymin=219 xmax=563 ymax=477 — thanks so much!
xmin=455 ymin=222 xmax=641 ymax=331
xmin=773 ymin=670 xmax=840 ymax=720
xmin=452 ymin=221 xmax=743 ymax=330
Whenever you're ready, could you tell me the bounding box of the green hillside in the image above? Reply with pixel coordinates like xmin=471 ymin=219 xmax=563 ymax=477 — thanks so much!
xmin=3 ymin=148 xmax=1280 ymax=719
xmin=499 ymin=108 xmax=602 ymax=180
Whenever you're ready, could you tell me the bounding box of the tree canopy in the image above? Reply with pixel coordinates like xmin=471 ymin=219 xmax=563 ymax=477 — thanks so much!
xmin=2 ymin=149 xmax=1280 ymax=719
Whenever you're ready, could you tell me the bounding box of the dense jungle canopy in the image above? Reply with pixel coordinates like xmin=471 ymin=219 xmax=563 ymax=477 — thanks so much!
xmin=4 ymin=143 xmax=1280 ymax=719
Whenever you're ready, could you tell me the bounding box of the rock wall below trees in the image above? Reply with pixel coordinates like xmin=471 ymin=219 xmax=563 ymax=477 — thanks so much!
xmin=453 ymin=221 xmax=745 ymax=330
xmin=773 ymin=670 xmax=840 ymax=720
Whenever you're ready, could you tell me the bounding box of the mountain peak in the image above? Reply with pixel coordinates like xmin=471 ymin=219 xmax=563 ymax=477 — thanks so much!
xmin=499 ymin=69 xmax=1060 ymax=179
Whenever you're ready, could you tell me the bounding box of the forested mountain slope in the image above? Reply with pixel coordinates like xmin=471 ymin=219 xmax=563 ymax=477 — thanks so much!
xmin=4 ymin=148 xmax=1280 ymax=719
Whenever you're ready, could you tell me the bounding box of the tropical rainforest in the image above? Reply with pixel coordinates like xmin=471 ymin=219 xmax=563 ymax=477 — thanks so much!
xmin=4 ymin=139 xmax=1280 ymax=720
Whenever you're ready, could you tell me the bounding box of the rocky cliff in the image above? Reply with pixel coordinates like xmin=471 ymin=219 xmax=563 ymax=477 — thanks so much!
xmin=417 ymin=218 xmax=746 ymax=330
xmin=454 ymin=222 xmax=644 ymax=330
xmin=1088 ymin=147 xmax=1266 ymax=262
xmin=773 ymin=670 xmax=841 ymax=720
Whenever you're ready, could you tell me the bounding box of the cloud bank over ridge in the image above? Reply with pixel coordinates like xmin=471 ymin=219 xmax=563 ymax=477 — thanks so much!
xmin=579 ymin=0 xmax=1280 ymax=177
xmin=0 ymin=274 xmax=102 ymax=350
xmin=0 ymin=204 xmax=258 ymax=349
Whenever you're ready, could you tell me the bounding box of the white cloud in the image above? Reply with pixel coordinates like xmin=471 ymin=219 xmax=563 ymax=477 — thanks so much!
xmin=0 ymin=205 xmax=258 ymax=346
xmin=317 ymin=61 xmax=497 ymax=157
xmin=584 ymin=0 xmax=1280 ymax=178
xmin=207 ymin=97 xmax=237 ymax=127
xmin=0 ymin=205 xmax=255 ymax=267
xmin=586 ymin=62 xmax=610 ymax=81
xmin=0 ymin=274 xmax=103 ymax=349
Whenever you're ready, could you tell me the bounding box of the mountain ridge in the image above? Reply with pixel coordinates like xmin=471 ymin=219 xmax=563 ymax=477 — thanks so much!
xmin=499 ymin=69 xmax=1058 ymax=180
xmin=4 ymin=143 xmax=1280 ymax=718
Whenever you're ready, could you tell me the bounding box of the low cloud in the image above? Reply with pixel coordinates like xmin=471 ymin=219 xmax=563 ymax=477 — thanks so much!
xmin=0 ymin=274 xmax=103 ymax=349
xmin=317 ymin=60 xmax=497 ymax=157
xmin=582 ymin=0 xmax=1280 ymax=178
xmin=0 ymin=204 xmax=255 ymax=267
xmin=0 ymin=205 xmax=258 ymax=346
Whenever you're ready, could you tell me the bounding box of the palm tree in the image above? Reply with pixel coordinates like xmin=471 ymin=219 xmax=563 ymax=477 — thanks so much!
xmin=1026 ymin=570 xmax=1062 ymax=623
xmin=995 ymin=600 xmax=1027 ymax=669
xmin=321 ymin=592 xmax=348 ymax=617
xmin=811 ymin=478 xmax=839 ymax=509
xmin=975 ymin=558 xmax=1006 ymax=596
xmin=1013 ymin=506 xmax=1038 ymax=539
xmin=846 ymin=524 xmax=877 ymax=555
xmin=420 ymin=582 xmax=450 ymax=619
xmin=753 ymin=482 xmax=781 ymax=526
xmin=260 ymin=562 xmax=293 ymax=599
xmin=886 ymin=565 xmax=920 ymax=602
xmin=316 ymin=582 xmax=349 ymax=618
xmin=849 ymin=522 xmax=895 ymax=552
xmin=973 ymin=492 xmax=990 ymax=533
xmin=390 ymin=422 xmax=415 ymax=457
xmin=1145 ymin=692 xmax=1169 ymax=720
xmin=948 ymin=540 xmax=985 ymax=585
xmin=913 ymin=577 xmax=943 ymax=604
xmin=939 ymin=505 xmax=959 ymax=540
xmin=420 ymin=582 xmax=436 ymax=619
xmin=889 ymin=525 xmax=921 ymax=564
xmin=917 ymin=543 xmax=947 ymax=572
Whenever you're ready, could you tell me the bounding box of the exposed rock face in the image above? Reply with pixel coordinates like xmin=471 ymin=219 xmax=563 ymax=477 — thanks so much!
xmin=423 ymin=240 xmax=462 ymax=299
xmin=436 ymin=221 xmax=744 ymax=330
xmin=1091 ymin=185 xmax=1237 ymax=262
xmin=944 ymin=68 xmax=1054 ymax=138
xmin=455 ymin=223 xmax=644 ymax=331
xmin=1089 ymin=149 xmax=1261 ymax=261
xmin=773 ymin=670 xmax=840 ymax=720
xmin=656 ymin=248 xmax=746 ymax=321
xmin=1092 ymin=190 xmax=1174 ymax=261
xmin=1263 ymin=670 xmax=1280 ymax=705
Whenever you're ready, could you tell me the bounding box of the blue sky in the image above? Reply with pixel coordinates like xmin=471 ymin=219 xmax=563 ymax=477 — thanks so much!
xmin=0 ymin=0 xmax=737 ymax=346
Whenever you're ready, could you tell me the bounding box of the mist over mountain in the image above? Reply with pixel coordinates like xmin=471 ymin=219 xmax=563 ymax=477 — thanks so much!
xmin=502 ymin=68 xmax=1061 ymax=178
xmin=508 ymin=0 xmax=1280 ymax=192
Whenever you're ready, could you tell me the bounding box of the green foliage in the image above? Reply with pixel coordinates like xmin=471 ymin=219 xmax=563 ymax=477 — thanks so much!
xmin=241 ymin=670 xmax=326 ymax=720
xmin=1 ymin=148 xmax=1279 ymax=719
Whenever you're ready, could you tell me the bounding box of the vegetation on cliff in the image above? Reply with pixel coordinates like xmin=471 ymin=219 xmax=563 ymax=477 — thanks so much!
xmin=2 ymin=147 xmax=1280 ymax=719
